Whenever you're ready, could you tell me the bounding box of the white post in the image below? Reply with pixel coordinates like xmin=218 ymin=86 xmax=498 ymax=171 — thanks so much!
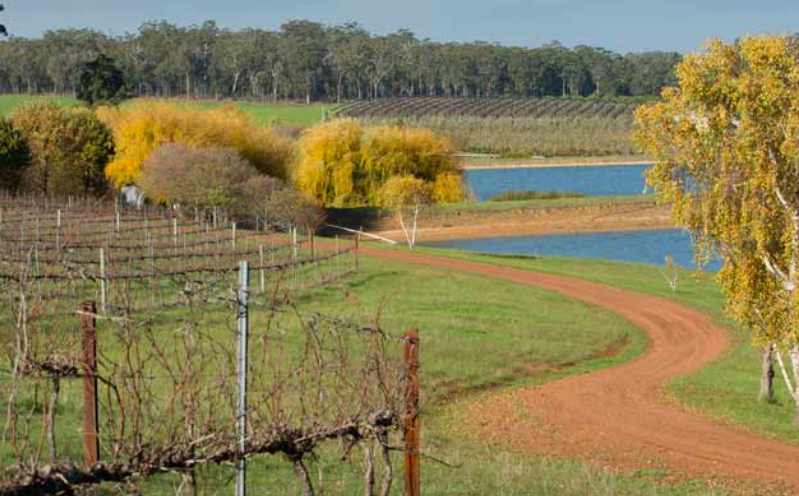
xmin=232 ymin=222 xmax=237 ymax=251
xmin=259 ymin=245 xmax=266 ymax=293
xmin=236 ymin=261 xmax=249 ymax=496
xmin=292 ymin=226 xmax=298 ymax=262
xmin=173 ymin=218 xmax=178 ymax=246
xmin=99 ymin=248 xmax=107 ymax=314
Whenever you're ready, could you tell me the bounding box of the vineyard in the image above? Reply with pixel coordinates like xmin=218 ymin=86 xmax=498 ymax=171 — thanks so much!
xmin=337 ymin=98 xmax=639 ymax=158
xmin=337 ymin=97 xmax=637 ymax=120
xmin=0 ymin=195 xmax=417 ymax=496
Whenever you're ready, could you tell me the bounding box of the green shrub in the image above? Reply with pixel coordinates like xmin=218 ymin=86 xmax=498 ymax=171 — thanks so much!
xmin=11 ymin=102 xmax=113 ymax=196
xmin=0 ymin=118 xmax=29 ymax=191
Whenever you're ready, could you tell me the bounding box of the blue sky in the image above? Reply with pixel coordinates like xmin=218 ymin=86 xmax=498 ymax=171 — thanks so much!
xmin=4 ymin=0 xmax=798 ymax=53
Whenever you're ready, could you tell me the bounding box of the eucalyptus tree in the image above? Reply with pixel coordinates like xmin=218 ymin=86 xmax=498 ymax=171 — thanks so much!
xmin=281 ymin=20 xmax=327 ymax=104
xmin=0 ymin=17 xmax=682 ymax=101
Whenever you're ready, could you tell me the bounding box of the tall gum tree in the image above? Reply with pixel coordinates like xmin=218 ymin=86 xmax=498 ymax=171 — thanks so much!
xmin=634 ymin=36 xmax=799 ymax=425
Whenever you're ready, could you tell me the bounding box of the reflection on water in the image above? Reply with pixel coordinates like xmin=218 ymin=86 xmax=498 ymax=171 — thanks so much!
xmin=426 ymin=228 xmax=721 ymax=270
xmin=466 ymin=164 xmax=652 ymax=201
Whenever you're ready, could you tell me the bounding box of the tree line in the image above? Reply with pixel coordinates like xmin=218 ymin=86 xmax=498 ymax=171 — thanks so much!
xmin=0 ymin=20 xmax=681 ymax=103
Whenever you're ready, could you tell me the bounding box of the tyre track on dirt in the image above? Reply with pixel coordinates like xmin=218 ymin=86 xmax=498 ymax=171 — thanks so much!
xmin=361 ymin=246 xmax=799 ymax=488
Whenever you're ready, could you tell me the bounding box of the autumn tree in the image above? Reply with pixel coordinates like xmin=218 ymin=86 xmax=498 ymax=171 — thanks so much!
xmin=98 ymin=101 xmax=292 ymax=187
xmin=634 ymin=36 xmax=799 ymax=424
xmin=379 ymin=175 xmax=432 ymax=248
xmin=294 ymin=119 xmax=465 ymax=208
xmin=12 ymin=102 xmax=113 ymax=196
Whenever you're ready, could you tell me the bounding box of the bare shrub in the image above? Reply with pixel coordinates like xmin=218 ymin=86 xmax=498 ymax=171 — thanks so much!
xmin=244 ymin=175 xmax=326 ymax=232
xmin=138 ymin=143 xmax=257 ymax=214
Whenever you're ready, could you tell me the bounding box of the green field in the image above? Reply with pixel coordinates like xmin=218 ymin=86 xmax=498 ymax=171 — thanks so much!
xmin=0 ymin=94 xmax=80 ymax=115
xmin=0 ymin=94 xmax=334 ymax=126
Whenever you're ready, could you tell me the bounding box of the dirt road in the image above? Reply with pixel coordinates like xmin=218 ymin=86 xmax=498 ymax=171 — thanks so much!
xmin=361 ymin=246 xmax=799 ymax=489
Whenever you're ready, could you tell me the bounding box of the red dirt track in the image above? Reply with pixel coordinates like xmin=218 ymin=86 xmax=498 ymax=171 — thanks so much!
xmin=361 ymin=246 xmax=799 ymax=489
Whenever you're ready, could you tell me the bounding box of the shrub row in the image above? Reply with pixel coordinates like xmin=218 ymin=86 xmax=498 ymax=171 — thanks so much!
xmin=0 ymin=103 xmax=469 ymax=225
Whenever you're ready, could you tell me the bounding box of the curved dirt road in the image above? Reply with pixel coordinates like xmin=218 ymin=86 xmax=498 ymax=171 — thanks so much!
xmin=361 ymin=246 xmax=799 ymax=489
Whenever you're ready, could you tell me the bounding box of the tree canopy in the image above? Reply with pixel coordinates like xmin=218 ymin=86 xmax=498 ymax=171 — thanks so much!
xmin=294 ymin=119 xmax=465 ymax=207
xmin=0 ymin=118 xmax=29 ymax=190
xmin=634 ymin=36 xmax=799 ymax=423
xmin=0 ymin=20 xmax=680 ymax=101
xmin=76 ymin=53 xmax=128 ymax=106
xmin=11 ymin=102 xmax=113 ymax=196
xmin=98 ymin=102 xmax=292 ymax=187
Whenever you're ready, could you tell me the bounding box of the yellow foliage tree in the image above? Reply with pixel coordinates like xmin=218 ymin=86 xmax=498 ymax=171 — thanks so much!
xmin=634 ymin=36 xmax=799 ymax=424
xmin=378 ymin=175 xmax=433 ymax=249
xmin=99 ymin=101 xmax=292 ymax=188
xmin=294 ymin=119 xmax=465 ymax=207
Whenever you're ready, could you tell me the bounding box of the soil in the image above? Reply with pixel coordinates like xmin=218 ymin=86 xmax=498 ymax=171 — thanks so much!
xmin=372 ymin=202 xmax=674 ymax=242
xmin=361 ymin=246 xmax=799 ymax=490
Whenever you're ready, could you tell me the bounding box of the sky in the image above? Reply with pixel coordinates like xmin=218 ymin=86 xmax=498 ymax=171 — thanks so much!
xmin=4 ymin=0 xmax=799 ymax=53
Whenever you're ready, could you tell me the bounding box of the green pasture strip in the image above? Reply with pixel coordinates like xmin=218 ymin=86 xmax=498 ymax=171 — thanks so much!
xmin=0 ymin=94 xmax=334 ymax=126
xmin=0 ymin=94 xmax=79 ymax=115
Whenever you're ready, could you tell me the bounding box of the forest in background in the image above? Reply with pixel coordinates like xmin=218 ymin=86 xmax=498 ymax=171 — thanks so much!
xmin=0 ymin=20 xmax=681 ymax=103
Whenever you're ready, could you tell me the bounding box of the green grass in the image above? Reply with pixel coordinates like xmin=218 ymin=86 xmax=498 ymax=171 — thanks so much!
xmin=436 ymin=194 xmax=653 ymax=213
xmin=490 ymin=190 xmax=586 ymax=202
xmin=0 ymin=94 xmax=333 ymax=126
xmin=0 ymin=94 xmax=79 ymax=115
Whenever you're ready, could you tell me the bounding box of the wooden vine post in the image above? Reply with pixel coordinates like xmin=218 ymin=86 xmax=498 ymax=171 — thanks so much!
xmin=80 ymin=301 xmax=100 ymax=467
xmin=403 ymin=329 xmax=421 ymax=496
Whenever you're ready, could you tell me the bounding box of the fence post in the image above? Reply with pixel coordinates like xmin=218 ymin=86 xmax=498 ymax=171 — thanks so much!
xmin=232 ymin=222 xmax=237 ymax=251
xmin=403 ymin=329 xmax=421 ymax=496
xmin=355 ymin=231 xmax=361 ymax=269
xmin=80 ymin=301 xmax=100 ymax=468
xmin=236 ymin=261 xmax=250 ymax=496
xmin=259 ymin=245 xmax=266 ymax=294
xmin=99 ymin=248 xmax=107 ymax=314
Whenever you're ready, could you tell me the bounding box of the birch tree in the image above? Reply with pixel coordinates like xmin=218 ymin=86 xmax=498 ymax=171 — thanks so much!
xmin=379 ymin=175 xmax=432 ymax=249
xmin=635 ymin=36 xmax=799 ymax=425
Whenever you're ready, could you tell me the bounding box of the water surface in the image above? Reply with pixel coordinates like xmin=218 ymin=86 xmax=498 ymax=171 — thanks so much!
xmin=466 ymin=164 xmax=652 ymax=201
xmin=427 ymin=228 xmax=720 ymax=270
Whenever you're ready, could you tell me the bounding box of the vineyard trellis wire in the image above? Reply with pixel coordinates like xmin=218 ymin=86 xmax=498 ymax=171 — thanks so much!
xmin=0 ymin=195 xmax=422 ymax=496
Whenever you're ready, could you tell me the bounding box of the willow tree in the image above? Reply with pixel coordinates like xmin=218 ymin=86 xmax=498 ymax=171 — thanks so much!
xmin=294 ymin=119 xmax=466 ymax=208
xmin=634 ymin=36 xmax=799 ymax=424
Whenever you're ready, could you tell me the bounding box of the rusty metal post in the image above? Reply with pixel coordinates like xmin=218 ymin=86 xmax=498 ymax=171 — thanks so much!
xmin=80 ymin=301 xmax=100 ymax=467
xmin=403 ymin=329 xmax=420 ymax=496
